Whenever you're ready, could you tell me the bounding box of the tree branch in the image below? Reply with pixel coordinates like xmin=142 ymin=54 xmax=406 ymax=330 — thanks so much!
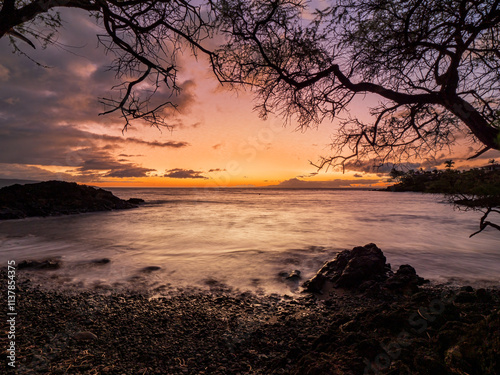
xmin=470 ymin=207 xmax=500 ymax=237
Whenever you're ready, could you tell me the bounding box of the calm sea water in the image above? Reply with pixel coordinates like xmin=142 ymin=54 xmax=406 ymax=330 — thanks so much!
xmin=0 ymin=188 xmax=498 ymax=294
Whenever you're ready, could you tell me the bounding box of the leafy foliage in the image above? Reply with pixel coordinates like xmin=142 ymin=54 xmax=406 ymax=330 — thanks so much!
xmin=389 ymin=164 xmax=500 ymax=236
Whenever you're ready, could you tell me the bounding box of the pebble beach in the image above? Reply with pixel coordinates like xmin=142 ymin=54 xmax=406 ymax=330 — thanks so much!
xmin=2 ymin=268 xmax=499 ymax=375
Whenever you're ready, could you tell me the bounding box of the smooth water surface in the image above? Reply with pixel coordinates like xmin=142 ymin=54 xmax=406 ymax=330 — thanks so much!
xmin=0 ymin=189 xmax=498 ymax=294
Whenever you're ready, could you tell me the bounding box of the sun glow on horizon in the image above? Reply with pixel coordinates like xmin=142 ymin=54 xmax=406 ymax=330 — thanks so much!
xmin=1 ymin=10 xmax=499 ymax=186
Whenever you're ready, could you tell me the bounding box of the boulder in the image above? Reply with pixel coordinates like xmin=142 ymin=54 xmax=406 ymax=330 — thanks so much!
xmin=336 ymin=244 xmax=389 ymax=287
xmin=18 ymin=259 xmax=62 ymax=270
xmin=142 ymin=266 xmax=162 ymax=272
xmin=303 ymin=245 xmax=429 ymax=294
xmin=286 ymin=270 xmax=302 ymax=281
xmin=384 ymin=264 xmax=428 ymax=293
xmin=303 ymin=243 xmax=390 ymax=293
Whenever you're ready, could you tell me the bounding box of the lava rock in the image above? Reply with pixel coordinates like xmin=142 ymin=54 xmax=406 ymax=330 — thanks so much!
xmin=0 ymin=207 xmax=26 ymax=220
xmin=384 ymin=264 xmax=428 ymax=293
xmin=286 ymin=270 xmax=302 ymax=281
xmin=303 ymin=243 xmax=390 ymax=293
xmin=476 ymin=288 xmax=493 ymax=302
xmin=454 ymin=291 xmax=477 ymax=304
xmin=18 ymin=259 xmax=61 ymax=270
xmin=0 ymin=181 xmax=141 ymax=220
xmin=128 ymin=198 xmax=145 ymax=205
xmin=444 ymin=311 xmax=500 ymax=374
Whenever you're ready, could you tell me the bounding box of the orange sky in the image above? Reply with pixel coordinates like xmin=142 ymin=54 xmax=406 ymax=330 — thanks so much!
xmin=78 ymin=60 xmax=389 ymax=188
xmin=0 ymin=9 xmax=498 ymax=188
xmin=83 ymin=57 xmax=497 ymax=188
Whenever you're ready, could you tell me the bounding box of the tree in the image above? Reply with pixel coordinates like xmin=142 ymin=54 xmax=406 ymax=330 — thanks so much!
xmin=2 ymin=0 xmax=500 ymax=166
xmin=213 ymin=0 xmax=500 ymax=169
xmin=389 ymin=166 xmax=404 ymax=182
xmin=0 ymin=0 xmax=216 ymax=129
xmin=389 ymin=164 xmax=500 ymax=235
xmin=2 ymin=0 xmax=499 ymax=236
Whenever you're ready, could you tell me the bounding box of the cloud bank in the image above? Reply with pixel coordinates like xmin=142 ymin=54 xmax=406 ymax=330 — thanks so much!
xmin=0 ymin=9 xmax=194 ymax=182
xmin=164 ymin=169 xmax=208 ymax=179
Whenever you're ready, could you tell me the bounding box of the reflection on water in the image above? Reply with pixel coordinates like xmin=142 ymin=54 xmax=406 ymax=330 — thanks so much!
xmin=0 ymin=189 xmax=498 ymax=293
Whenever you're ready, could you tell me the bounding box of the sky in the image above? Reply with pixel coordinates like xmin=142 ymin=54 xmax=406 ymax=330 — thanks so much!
xmin=1 ymin=8 xmax=498 ymax=188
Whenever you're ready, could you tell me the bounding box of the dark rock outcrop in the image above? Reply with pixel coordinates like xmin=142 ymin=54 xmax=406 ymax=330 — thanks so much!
xmin=18 ymin=259 xmax=62 ymax=270
xmin=384 ymin=264 xmax=427 ymax=293
xmin=286 ymin=270 xmax=302 ymax=281
xmin=127 ymin=198 xmax=145 ymax=205
xmin=0 ymin=181 xmax=142 ymax=220
xmin=303 ymin=243 xmax=390 ymax=292
xmin=303 ymin=244 xmax=427 ymax=294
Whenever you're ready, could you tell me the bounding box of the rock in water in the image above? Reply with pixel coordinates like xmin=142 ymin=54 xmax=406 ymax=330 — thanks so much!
xmin=91 ymin=258 xmax=111 ymax=265
xmin=142 ymin=266 xmax=162 ymax=272
xmin=0 ymin=181 xmax=142 ymax=220
xmin=303 ymin=244 xmax=429 ymax=294
xmin=128 ymin=198 xmax=145 ymax=204
xmin=303 ymin=243 xmax=390 ymax=293
xmin=18 ymin=259 xmax=62 ymax=270
xmin=336 ymin=244 xmax=389 ymax=287
xmin=286 ymin=270 xmax=302 ymax=281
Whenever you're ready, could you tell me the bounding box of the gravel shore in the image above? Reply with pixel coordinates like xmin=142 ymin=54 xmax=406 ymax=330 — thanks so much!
xmin=2 ymin=269 xmax=499 ymax=375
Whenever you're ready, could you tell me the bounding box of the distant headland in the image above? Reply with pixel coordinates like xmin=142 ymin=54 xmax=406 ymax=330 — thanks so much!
xmin=0 ymin=181 xmax=144 ymax=220
xmin=387 ymin=164 xmax=500 ymax=205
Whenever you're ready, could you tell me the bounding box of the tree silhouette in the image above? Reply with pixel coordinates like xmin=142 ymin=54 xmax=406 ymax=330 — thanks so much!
xmin=213 ymin=0 xmax=500 ymax=168
xmin=0 ymin=0 xmax=216 ymax=129
xmin=2 ymin=0 xmax=500 ymax=166
xmin=390 ymin=164 xmax=500 ymax=235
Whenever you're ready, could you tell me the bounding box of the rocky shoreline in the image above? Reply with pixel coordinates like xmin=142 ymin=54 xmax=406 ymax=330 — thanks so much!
xmin=2 ymin=244 xmax=499 ymax=374
xmin=0 ymin=181 xmax=144 ymax=220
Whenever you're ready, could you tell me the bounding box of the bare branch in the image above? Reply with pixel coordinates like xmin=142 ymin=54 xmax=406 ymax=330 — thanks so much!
xmin=214 ymin=0 xmax=500 ymax=168
xmin=1 ymin=0 xmax=216 ymax=128
xmin=470 ymin=207 xmax=500 ymax=237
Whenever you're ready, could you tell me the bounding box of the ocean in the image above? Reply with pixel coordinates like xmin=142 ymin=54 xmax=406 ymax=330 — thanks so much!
xmin=0 ymin=188 xmax=498 ymax=294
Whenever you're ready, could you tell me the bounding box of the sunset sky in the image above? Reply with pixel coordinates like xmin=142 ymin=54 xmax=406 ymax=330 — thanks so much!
xmin=1 ymin=8 xmax=498 ymax=188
